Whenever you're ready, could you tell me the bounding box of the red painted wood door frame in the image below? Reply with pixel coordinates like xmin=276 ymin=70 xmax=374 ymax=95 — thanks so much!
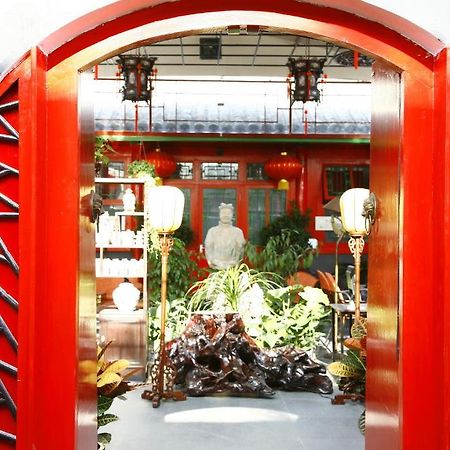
xmin=367 ymin=62 xmax=401 ymax=449
xmin=0 ymin=3 xmax=447 ymax=450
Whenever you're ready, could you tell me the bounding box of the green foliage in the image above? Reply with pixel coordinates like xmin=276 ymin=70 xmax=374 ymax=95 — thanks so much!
xmin=187 ymin=263 xmax=282 ymax=312
xmin=147 ymin=238 xmax=206 ymax=345
xmin=97 ymin=341 xmax=135 ymax=446
xmin=327 ymin=318 xmax=367 ymax=432
xmin=97 ymin=413 xmax=119 ymax=427
xmin=260 ymin=284 xmax=330 ymax=350
xmin=127 ymin=160 xmax=156 ymax=178
xmin=148 ymin=238 xmax=201 ymax=304
xmin=245 ymin=203 xmax=315 ymax=278
xmin=148 ymin=296 xmax=190 ymax=345
xmin=328 ymin=351 xmax=365 ymax=378
xmin=260 ymin=201 xmax=311 ymax=247
xmin=98 ymin=433 xmax=112 ymax=445
xmin=185 ymin=263 xmax=330 ymax=350
xmin=246 ymin=229 xmax=315 ymax=279
xmin=95 ymin=138 xmax=116 ymax=164
xmin=97 ymin=395 xmax=114 ymax=416
xmin=173 ymin=221 xmax=195 ymax=246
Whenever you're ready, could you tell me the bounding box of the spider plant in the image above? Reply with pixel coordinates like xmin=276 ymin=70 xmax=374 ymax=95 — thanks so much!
xmin=185 ymin=263 xmax=329 ymax=350
xmin=186 ymin=263 xmax=283 ymax=312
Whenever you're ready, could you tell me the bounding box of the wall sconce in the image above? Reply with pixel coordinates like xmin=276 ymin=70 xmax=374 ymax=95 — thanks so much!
xmin=117 ymin=55 xmax=157 ymax=103
xmin=340 ymin=188 xmax=376 ymax=320
xmin=141 ymin=186 xmax=186 ymax=408
xmin=286 ymin=57 xmax=325 ymax=104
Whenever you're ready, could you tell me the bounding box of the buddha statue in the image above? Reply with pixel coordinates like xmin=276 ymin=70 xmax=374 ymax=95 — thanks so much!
xmin=204 ymin=203 xmax=245 ymax=270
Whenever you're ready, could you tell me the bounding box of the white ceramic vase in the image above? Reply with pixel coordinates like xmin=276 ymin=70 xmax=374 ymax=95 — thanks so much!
xmin=112 ymin=281 xmax=140 ymax=313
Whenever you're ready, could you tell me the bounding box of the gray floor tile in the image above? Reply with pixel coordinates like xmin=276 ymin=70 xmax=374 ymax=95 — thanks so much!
xmin=104 ymin=387 xmax=364 ymax=450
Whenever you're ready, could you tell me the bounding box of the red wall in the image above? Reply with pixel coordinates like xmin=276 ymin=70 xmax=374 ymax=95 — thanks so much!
xmin=102 ymin=138 xmax=369 ymax=253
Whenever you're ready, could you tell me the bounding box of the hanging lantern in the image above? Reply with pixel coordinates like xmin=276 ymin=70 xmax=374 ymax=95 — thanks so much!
xmin=286 ymin=57 xmax=325 ymax=103
xmin=146 ymin=146 xmax=177 ymax=179
xmin=264 ymin=152 xmax=302 ymax=190
xmin=117 ymin=55 xmax=157 ymax=103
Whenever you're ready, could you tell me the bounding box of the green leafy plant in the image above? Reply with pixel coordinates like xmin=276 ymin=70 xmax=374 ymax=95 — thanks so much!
xmin=97 ymin=341 xmax=138 ymax=446
xmin=148 ymin=237 xmax=201 ymax=304
xmin=173 ymin=221 xmax=195 ymax=246
xmin=148 ymin=296 xmax=190 ymax=345
xmin=328 ymin=318 xmax=367 ymax=434
xmin=246 ymin=229 xmax=315 ymax=279
xmin=245 ymin=203 xmax=316 ymax=278
xmin=147 ymin=238 xmax=206 ymax=344
xmin=261 ymin=285 xmax=330 ymax=349
xmin=187 ymin=263 xmax=282 ymax=311
xmin=95 ymin=138 xmax=116 ymax=164
xmin=127 ymin=160 xmax=156 ymax=178
xmin=186 ymin=263 xmax=330 ymax=350
xmin=260 ymin=201 xmax=311 ymax=247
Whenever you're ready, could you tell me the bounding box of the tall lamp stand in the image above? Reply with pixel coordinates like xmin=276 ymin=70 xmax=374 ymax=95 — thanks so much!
xmin=331 ymin=188 xmax=375 ymax=406
xmin=141 ymin=232 xmax=186 ymax=408
xmin=347 ymin=235 xmax=365 ymax=321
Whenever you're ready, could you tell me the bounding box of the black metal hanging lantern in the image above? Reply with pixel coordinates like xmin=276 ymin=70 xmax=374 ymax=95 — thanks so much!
xmin=117 ymin=55 xmax=157 ymax=102
xmin=287 ymin=57 xmax=325 ymax=103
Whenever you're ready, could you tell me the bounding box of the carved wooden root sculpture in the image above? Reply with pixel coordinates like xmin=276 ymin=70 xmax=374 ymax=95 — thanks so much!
xmin=167 ymin=313 xmax=333 ymax=398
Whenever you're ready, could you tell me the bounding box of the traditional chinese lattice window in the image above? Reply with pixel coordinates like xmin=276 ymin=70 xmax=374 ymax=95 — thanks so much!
xmin=201 ymin=162 xmax=239 ymax=180
xmin=323 ymin=164 xmax=369 ymax=201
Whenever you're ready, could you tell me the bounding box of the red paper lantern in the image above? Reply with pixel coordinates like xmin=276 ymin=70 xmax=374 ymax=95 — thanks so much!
xmin=264 ymin=152 xmax=302 ymax=190
xmin=146 ymin=147 xmax=177 ymax=178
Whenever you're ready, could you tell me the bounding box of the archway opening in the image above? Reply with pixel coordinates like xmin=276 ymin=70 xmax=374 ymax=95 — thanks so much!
xmin=14 ymin=3 xmax=442 ymax=450
xmin=82 ymin=23 xmax=396 ymax=450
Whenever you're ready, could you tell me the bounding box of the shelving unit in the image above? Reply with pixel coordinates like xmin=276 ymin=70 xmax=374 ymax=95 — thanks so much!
xmin=95 ymin=177 xmax=150 ymax=377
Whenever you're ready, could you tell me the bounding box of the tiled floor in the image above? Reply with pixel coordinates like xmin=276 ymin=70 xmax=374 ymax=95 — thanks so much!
xmin=105 ymin=387 xmax=364 ymax=450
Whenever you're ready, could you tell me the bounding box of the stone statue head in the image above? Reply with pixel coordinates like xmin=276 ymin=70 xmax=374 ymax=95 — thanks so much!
xmin=219 ymin=203 xmax=234 ymax=224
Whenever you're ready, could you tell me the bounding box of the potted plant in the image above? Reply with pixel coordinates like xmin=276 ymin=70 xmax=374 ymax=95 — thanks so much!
xmin=327 ymin=318 xmax=367 ymax=434
xmin=245 ymin=203 xmax=316 ymax=279
xmin=127 ymin=160 xmax=156 ymax=179
xmin=186 ymin=263 xmax=329 ymax=350
xmin=97 ymin=341 xmax=138 ymax=447
xmin=95 ymin=138 xmax=116 ymax=176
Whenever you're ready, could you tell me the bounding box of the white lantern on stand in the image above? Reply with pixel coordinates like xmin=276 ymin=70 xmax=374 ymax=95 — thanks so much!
xmin=339 ymin=188 xmax=376 ymax=320
xmin=142 ymin=186 xmax=186 ymax=408
xmin=340 ymin=188 xmax=371 ymax=236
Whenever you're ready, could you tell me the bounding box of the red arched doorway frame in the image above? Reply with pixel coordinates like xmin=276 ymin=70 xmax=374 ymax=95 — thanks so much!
xmin=0 ymin=2 xmax=447 ymax=449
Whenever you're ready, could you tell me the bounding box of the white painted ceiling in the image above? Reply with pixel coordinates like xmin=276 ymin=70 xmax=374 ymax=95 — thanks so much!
xmin=97 ymin=32 xmax=373 ymax=81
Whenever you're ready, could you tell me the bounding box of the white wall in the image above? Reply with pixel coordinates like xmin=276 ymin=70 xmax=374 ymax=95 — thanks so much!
xmin=0 ymin=0 xmax=448 ymax=74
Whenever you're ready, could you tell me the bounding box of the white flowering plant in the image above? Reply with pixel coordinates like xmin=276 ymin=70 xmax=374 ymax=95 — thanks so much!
xmin=186 ymin=264 xmax=330 ymax=350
